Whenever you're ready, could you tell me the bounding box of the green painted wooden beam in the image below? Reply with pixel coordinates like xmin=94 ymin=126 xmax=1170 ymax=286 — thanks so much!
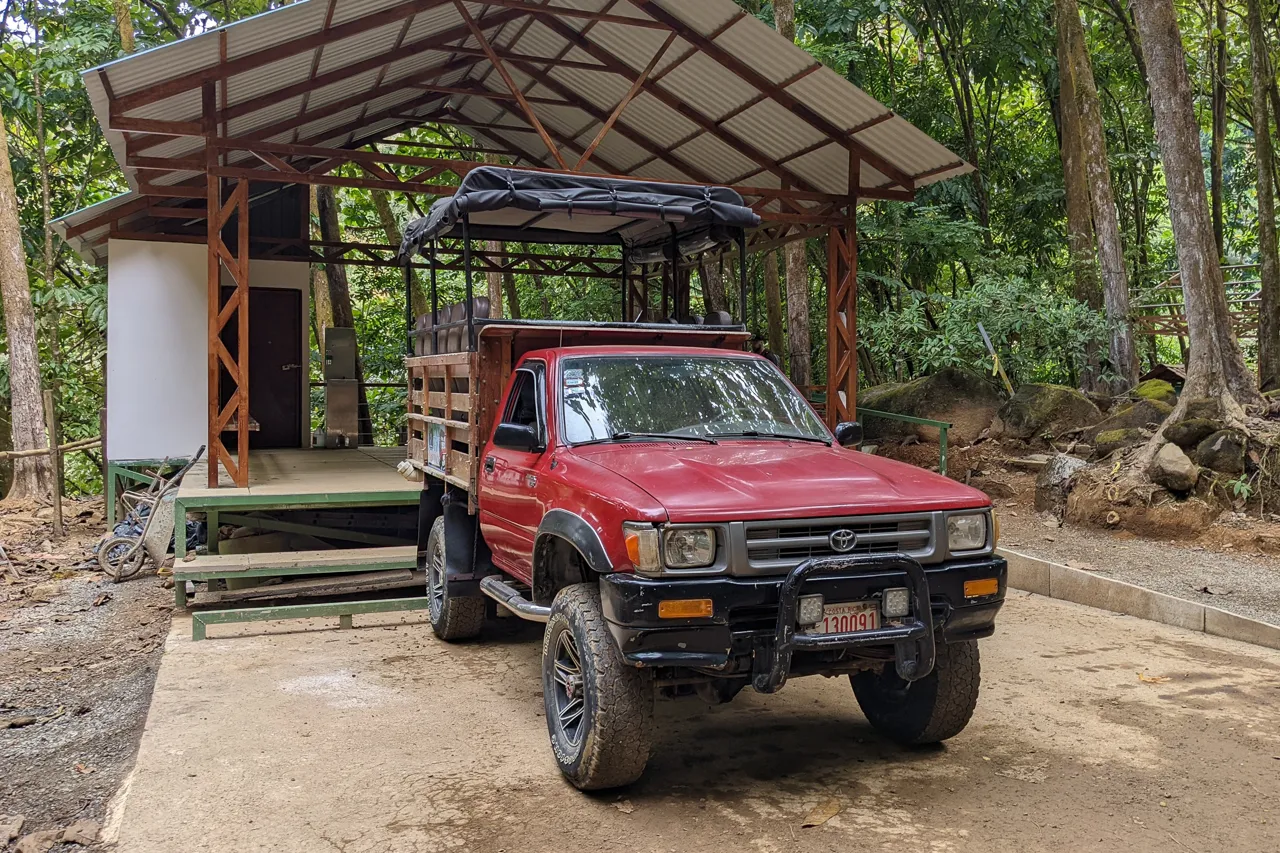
xmin=173 ymin=554 xmax=418 ymax=582
xmin=217 ymin=513 xmax=414 ymax=548
xmin=190 ymin=596 xmax=429 ymax=640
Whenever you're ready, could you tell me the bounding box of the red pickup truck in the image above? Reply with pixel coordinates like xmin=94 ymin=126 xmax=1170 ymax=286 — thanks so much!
xmin=399 ymin=167 xmax=1004 ymax=790
xmin=406 ymin=323 xmax=1005 ymax=790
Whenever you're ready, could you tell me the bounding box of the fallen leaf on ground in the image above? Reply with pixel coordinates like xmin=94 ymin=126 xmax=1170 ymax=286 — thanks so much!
xmin=61 ymin=820 xmax=99 ymax=846
xmin=92 ymin=592 xmax=112 ymax=606
xmin=613 ymin=799 xmax=635 ymax=815
xmin=0 ymin=716 xmax=37 ymax=729
xmin=14 ymin=829 xmax=61 ymax=853
xmin=73 ymin=763 xmax=96 ymax=775
xmin=1138 ymin=672 xmax=1170 ymax=684
xmin=39 ymin=666 xmax=70 ymax=674
xmin=0 ymin=815 xmax=25 ymax=843
xmin=802 ymin=799 xmax=842 ymax=828
xmin=1195 ymin=586 xmax=1234 ymax=596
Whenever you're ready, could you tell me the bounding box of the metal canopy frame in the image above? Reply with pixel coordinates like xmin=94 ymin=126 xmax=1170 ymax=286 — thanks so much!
xmin=57 ymin=0 xmax=974 ymax=489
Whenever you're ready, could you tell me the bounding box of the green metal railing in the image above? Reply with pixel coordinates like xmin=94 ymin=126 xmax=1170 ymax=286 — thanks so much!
xmin=854 ymin=408 xmax=952 ymax=476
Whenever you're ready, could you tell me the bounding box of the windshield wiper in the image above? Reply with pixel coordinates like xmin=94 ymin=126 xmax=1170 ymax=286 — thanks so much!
xmin=710 ymin=431 xmax=833 ymax=446
xmin=575 ymin=432 xmax=719 ymax=447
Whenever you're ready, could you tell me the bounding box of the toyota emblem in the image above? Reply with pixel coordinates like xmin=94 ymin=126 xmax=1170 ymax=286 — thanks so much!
xmin=828 ymin=528 xmax=858 ymax=553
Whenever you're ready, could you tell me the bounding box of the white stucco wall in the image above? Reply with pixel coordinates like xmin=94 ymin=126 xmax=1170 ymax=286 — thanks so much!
xmin=106 ymin=239 xmax=310 ymax=461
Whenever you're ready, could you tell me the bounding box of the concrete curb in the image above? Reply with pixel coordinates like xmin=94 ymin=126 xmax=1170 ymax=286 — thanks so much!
xmin=999 ymin=548 xmax=1280 ymax=652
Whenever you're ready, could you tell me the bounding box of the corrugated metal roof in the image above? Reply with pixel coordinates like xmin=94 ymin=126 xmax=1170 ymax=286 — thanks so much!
xmin=64 ymin=0 xmax=971 ymax=261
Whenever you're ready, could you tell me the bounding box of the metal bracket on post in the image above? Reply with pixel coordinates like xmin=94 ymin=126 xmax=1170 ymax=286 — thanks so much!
xmin=462 ymin=215 xmax=475 ymax=352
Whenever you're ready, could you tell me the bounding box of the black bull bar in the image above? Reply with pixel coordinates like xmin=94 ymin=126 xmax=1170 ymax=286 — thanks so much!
xmin=752 ymin=554 xmax=936 ymax=694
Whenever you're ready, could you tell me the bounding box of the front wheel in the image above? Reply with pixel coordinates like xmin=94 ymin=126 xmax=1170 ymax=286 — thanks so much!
xmin=425 ymin=517 xmax=485 ymax=641
xmin=542 ymin=583 xmax=653 ymax=790
xmin=98 ymin=535 xmax=145 ymax=582
xmin=850 ymin=640 xmax=981 ymax=745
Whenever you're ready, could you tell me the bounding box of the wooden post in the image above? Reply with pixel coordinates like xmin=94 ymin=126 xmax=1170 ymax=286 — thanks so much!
xmin=826 ymin=156 xmax=860 ymax=427
xmin=43 ymin=389 xmax=63 ymax=537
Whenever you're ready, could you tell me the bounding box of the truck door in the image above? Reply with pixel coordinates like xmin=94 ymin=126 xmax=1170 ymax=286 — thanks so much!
xmin=478 ymin=363 xmax=548 ymax=580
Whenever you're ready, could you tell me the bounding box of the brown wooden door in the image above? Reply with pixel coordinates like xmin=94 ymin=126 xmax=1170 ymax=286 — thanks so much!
xmin=220 ymin=287 xmax=303 ymax=449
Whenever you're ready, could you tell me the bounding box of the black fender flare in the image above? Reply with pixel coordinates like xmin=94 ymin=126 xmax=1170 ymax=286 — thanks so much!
xmin=535 ymin=509 xmax=613 ymax=575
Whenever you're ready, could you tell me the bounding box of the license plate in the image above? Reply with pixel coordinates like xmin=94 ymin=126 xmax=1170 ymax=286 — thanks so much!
xmin=811 ymin=601 xmax=880 ymax=635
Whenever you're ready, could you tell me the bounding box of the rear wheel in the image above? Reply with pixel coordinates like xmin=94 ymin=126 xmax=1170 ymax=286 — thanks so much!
xmin=542 ymin=583 xmax=653 ymax=790
xmin=98 ymin=535 xmax=145 ymax=582
xmin=425 ymin=517 xmax=485 ymax=641
xmin=850 ymin=640 xmax=981 ymax=745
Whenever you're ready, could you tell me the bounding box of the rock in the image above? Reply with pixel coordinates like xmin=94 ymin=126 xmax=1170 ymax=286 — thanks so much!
xmin=1196 ymin=429 xmax=1247 ymax=475
xmin=1149 ymin=443 xmax=1200 ymax=493
xmin=1093 ymin=428 xmax=1146 ymax=459
xmin=1034 ymin=453 xmax=1090 ymax=514
xmin=859 ymin=367 xmax=1003 ymax=445
xmin=990 ymin=384 xmax=1102 ymax=442
xmin=0 ymin=815 xmax=25 ymax=844
xmin=1131 ymin=379 xmax=1178 ymax=406
xmin=14 ymin=830 xmax=61 ymax=853
xmin=1182 ymin=397 xmax=1222 ymax=421
xmin=1164 ymin=417 xmax=1224 ymax=450
xmin=61 ymin=820 xmax=99 ymax=846
xmin=1088 ymin=398 xmax=1174 ymax=442
xmin=972 ymin=476 xmax=1017 ymax=500
xmin=1084 ymin=391 xmax=1115 ymax=414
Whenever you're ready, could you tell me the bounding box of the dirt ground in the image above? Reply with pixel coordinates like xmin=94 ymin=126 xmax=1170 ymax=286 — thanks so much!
xmin=1 ymin=499 xmax=170 ymax=848
xmin=102 ymin=593 xmax=1280 ymax=852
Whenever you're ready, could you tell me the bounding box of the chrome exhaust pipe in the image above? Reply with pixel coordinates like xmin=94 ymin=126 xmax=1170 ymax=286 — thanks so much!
xmin=480 ymin=576 xmax=551 ymax=623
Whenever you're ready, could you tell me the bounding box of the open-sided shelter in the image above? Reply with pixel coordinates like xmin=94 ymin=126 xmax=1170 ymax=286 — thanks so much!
xmin=55 ymin=0 xmax=971 ymax=503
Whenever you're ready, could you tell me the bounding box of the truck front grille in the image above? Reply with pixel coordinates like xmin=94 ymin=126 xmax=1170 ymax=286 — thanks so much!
xmin=740 ymin=513 xmax=937 ymax=574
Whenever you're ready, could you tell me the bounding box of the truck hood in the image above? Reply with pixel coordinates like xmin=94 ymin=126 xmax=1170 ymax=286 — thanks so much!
xmin=568 ymin=441 xmax=990 ymax=522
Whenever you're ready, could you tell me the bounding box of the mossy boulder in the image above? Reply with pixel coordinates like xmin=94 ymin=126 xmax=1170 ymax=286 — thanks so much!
xmin=1195 ymin=429 xmax=1247 ymax=475
xmin=1088 ymin=399 xmax=1173 ymax=442
xmin=1132 ymin=379 xmax=1178 ymax=406
xmin=990 ymin=384 xmax=1103 ymax=442
xmin=1164 ymin=418 xmax=1224 ymax=450
xmin=1094 ymin=428 xmax=1146 ymax=458
xmin=1182 ymin=397 xmax=1222 ymax=421
xmin=859 ymin=367 xmax=1002 ymax=445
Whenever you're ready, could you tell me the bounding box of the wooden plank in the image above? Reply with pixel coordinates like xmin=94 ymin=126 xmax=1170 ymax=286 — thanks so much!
xmin=190 ymin=596 xmax=429 ymax=640
xmin=194 ymin=570 xmax=420 ymax=604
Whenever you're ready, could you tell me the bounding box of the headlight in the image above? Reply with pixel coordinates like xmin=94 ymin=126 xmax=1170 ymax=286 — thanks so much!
xmin=947 ymin=513 xmax=988 ymax=551
xmin=663 ymin=527 xmax=717 ymax=569
xmin=623 ymin=522 xmax=661 ymax=574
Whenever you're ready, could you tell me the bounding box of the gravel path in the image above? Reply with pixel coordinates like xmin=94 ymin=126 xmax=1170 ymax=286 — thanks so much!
xmin=1000 ymin=507 xmax=1280 ymax=627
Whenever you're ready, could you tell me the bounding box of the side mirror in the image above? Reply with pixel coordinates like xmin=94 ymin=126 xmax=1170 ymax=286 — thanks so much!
xmin=494 ymin=423 xmax=542 ymax=453
xmin=834 ymin=421 xmax=864 ymax=448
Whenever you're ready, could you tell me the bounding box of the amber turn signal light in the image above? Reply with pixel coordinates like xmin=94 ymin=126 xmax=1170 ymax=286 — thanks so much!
xmin=658 ymin=599 xmax=714 ymax=619
xmin=964 ymin=578 xmax=1000 ymax=598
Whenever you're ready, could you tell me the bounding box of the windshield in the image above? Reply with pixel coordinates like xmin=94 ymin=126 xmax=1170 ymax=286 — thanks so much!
xmin=560 ymin=355 xmax=829 ymax=444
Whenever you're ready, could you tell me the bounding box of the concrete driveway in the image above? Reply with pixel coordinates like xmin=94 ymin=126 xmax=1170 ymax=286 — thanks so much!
xmin=105 ymin=592 xmax=1280 ymax=852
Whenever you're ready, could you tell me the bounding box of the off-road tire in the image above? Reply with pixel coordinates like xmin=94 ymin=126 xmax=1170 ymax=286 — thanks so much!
xmin=425 ymin=517 xmax=485 ymax=641
xmin=542 ymin=583 xmax=653 ymax=790
xmin=850 ymin=640 xmax=981 ymax=745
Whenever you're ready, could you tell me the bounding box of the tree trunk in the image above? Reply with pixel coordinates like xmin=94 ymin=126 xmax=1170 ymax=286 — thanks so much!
xmin=309 ymin=188 xmax=333 ymax=342
xmin=113 ymin=0 xmax=135 ymax=52
xmin=699 ymin=259 xmax=727 ymax=315
xmin=1248 ymin=0 xmax=1280 ymax=391
xmin=0 ymin=109 xmax=50 ymax=501
xmin=1211 ymin=0 xmax=1227 ymax=257
xmin=762 ymin=251 xmax=785 ymax=363
xmin=773 ymin=0 xmax=812 ymax=387
xmin=1056 ymin=0 xmax=1104 ymax=393
xmin=1062 ymin=0 xmax=1137 ymax=390
xmin=482 ymin=153 xmax=505 ymax=319
xmin=1130 ymin=0 xmax=1261 ymax=425
xmin=316 ymin=186 xmax=373 ymax=445
xmin=370 ymin=188 xmax=429 ymax=318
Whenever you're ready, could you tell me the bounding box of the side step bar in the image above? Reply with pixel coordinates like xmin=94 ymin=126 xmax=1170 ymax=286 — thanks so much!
xmin=480 ymin=576 xmax=551 ymax=623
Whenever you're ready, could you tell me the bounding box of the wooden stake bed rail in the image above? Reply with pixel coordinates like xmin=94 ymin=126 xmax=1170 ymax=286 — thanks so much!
xmin=406 ymin=337 xmax=511 ymax=510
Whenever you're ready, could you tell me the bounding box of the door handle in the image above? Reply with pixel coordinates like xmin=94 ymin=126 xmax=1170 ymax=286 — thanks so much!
xmin=282 ymin=363 xmax=301 ymax=371
xmin=484 ymin=456 xmax=496 ymax=474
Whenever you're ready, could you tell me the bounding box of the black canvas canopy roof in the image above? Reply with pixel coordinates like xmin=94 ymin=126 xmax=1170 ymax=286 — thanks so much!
xmin=399 ymin=167 xmax=761 ymax=262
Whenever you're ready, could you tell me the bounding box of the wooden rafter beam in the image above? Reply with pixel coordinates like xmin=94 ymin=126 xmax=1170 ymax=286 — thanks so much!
xmin=574 ymin=31 xmax=676 ymax=172
xmin=530 ymin=15 xmax=829 ymax=197
xmin=453 ymin=0 xmax=567 ymax=170
xmin=110 ymin=0 xmax=461 ymax=116
xmin=464 ymin=0 xmax=670 ymax=30
xmin=626 ymin=0 xmax=915 ymax=190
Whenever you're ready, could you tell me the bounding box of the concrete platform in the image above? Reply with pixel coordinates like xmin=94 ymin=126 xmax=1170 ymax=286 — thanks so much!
xmin=106 ymin=594 xmax=1280 ymax=852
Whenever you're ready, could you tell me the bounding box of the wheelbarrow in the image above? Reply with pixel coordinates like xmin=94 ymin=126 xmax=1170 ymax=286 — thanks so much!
xmin=98 ymin=447 xmax=205 ymax=582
